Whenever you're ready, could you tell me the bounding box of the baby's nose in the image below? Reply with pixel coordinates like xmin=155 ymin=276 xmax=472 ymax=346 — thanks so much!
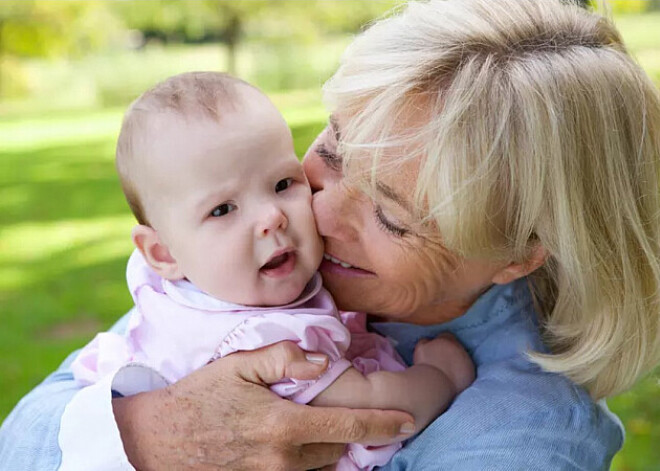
xmin=256 ymin=205 xmax=288 ymax=237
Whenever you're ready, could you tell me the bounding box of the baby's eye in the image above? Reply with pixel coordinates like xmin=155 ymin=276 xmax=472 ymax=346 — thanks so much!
xmin=275 ymin=178 xmax=293 ymax=193
xmin=210 ymin=203 xmax=237 ymax=217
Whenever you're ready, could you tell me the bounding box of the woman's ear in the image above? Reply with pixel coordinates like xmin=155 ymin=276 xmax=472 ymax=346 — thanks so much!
xmin=131 ymin=225 xmax=184 ymax=280
xmin=491 ymin=244 xmax=548 ymax=285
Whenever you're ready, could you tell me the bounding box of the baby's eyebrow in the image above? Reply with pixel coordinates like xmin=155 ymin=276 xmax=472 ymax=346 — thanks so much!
xmin=280 ymin=158 xmax=305 ymax=174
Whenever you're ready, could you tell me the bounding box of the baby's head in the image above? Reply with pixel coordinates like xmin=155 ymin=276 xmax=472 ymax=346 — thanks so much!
xmin=116 ymin=72 xmax=324 ymax=306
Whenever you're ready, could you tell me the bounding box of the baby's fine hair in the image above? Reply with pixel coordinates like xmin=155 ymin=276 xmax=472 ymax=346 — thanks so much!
xmin=115 ymin=71 xmax=251 ymax=226
xmin=325 ymin=0 xmax=660 ymax=398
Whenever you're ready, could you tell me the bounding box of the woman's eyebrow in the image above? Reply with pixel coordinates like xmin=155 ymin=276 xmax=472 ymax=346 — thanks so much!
xmin=330 ymin=113 xmax=410 ymax=213
xmin=376 ymin=181 xmax=412 ymax=213
xmin=329 ymin=115 xmax=341 ymax=142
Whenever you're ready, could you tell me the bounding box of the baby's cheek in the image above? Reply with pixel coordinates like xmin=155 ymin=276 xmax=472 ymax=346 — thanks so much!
xmin=302 ymin=223 xmax=324 ymax=271
xmin=297 ymin=200 xmax=320 ymax=234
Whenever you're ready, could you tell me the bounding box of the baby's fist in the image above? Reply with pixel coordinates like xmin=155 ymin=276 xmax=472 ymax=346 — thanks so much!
xmin=413 ymin=334 xmax=475 ymax=395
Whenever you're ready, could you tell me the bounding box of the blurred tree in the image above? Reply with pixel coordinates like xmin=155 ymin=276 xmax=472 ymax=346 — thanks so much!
xmin=109 ymin=0 xmax=401 ymax=74
xmin=607 ymin=0 xmax=653 ymax=14
xmin=212 ymin=2 xmax=271 ymax=76
xmin=0 ymin=1 xmax=30 ymax=97
xmin=239 ymin=0 xmax=401 ymax=89
xmin=109 ymin=1 xmax=271 ymax=73
xmin=0 ymin=0 xmax=120 ymax=98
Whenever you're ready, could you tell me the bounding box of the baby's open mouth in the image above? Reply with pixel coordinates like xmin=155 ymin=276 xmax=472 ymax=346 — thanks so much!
xmin=261 ymin=252 xmax=291 ymax=270
xmin=260 ymin=250 xmax=297 ymax=277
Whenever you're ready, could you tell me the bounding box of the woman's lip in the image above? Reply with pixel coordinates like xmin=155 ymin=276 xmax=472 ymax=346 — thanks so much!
xmin=320 ymin=253 xmax=375 ymax=277
xmin=319 ymin=259 xmax=375 ymax=277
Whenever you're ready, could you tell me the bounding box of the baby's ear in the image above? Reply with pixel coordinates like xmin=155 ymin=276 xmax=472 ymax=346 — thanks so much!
xmin=131 ymin=225 xmax=184 ymax=280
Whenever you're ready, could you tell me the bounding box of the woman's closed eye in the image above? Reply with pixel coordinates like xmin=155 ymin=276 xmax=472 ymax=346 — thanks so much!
xmin=374 ymin=204 xmax=408 ymax=237
xmin=210 ymin=202 xmax=237 ymax=218
xmin=316 ymin=143 xmax=342 ymax=172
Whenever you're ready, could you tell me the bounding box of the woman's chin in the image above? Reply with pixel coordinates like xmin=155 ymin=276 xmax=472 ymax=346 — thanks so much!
xmin=320 ymin=272 xmax=383 ymax=314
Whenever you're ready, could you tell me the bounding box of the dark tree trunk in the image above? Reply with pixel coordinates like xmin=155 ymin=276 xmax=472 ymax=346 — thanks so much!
xmin=0 ymin=20 xmax=5 ymax=98
xmin=224 ymin=13 xmax=240 ymax=74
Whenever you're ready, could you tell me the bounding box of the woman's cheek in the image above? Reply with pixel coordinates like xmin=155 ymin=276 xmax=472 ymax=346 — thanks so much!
xmin=310 ymin=193 xmax=329 ymax=234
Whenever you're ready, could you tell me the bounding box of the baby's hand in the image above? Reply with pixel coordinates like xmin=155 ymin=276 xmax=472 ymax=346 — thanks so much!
xmin=413 ymin=334 xmax=475 ymax=395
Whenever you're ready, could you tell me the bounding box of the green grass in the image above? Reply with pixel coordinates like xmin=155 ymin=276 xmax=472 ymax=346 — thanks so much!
xmin=1 ymin=11 xmax=660 ymax=470
xmin=609 ymin=374 xmax=660 ymax=471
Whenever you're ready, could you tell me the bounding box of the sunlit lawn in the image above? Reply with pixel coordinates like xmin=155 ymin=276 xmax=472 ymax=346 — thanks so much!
xmin=2 ymin=11 xmax=660 ymax=471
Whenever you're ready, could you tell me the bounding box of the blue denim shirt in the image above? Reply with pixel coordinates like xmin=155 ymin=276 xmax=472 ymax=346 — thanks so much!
xmin=371 ymin=279 xmax=623 ymax=470
xmin=0 ymin=279 xmax=622 ymax=470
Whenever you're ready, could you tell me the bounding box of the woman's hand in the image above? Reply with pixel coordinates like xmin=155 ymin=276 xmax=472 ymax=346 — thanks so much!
xmin=112 ymin=341 xmax=415 ymax=471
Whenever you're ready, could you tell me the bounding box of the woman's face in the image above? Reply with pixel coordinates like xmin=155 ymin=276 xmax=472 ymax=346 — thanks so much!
xmin=302 ymin=118 xmax=508 ymax=325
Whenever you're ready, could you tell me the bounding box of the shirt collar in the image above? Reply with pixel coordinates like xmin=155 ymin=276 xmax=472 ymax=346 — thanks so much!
xmin=162 ymin=272 xmax=324 ymax=312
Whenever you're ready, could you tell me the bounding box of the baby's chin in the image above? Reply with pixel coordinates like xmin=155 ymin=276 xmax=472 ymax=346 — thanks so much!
xmin=252 ymin=282 xmax=308 ymax=307
xmin=208 ymin=279 xmax=308 ymax=307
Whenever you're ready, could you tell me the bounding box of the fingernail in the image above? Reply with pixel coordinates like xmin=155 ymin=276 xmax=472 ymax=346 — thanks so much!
xmin=399 ymin=422 xmax=415 ymax=435
xmin=305 ymin=353 xmax=327 ymax=364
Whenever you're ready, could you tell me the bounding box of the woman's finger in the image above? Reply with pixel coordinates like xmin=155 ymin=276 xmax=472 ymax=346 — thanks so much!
xmin=223 ymin=341 xmax=329 ymax=385
xmin=288 ymin=405 xmax=415 ymax=446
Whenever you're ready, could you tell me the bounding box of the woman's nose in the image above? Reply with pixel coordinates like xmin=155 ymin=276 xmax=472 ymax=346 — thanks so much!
xmin=256 ymin=205 xmax=288 ymax=237
xmin=302 ymin=149 xmax=323 ymax=194
xmin=302 ymin=133 xmax=361 ymax=242
xmin=303 ymin=163 xmax=359 ymax=243
xmin=311 ymin=182 xmax=361 ymax=242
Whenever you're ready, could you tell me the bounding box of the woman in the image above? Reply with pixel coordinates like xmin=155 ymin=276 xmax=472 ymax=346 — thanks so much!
xmin=2 ymin=0 xmax=659 ymax=469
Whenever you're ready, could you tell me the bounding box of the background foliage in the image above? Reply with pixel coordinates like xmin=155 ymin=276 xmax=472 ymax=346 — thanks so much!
xmin=0 ymin=1 xmax=659 ymax=470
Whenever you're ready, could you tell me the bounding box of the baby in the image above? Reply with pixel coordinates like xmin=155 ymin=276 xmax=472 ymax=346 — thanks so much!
xmin=71 ymin=71 xmax=474 ymax=470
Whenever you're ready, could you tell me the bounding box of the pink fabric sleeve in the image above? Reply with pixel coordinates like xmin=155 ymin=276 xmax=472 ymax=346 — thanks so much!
xmin=215 ymin=312 xmax=352 ymax=404
xmin=70 ymin=332 xmax=134 ymax=386
xmin=341 ymin=311 xmax=406 ymax=374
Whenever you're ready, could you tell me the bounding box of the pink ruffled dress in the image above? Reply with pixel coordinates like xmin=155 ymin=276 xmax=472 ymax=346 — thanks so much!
xmin=71 ymin=250 xmax=406 ymax=470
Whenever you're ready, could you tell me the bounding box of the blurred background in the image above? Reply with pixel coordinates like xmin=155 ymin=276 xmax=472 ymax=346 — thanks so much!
xmin=0 ymin=1 xmax=658 ymax=469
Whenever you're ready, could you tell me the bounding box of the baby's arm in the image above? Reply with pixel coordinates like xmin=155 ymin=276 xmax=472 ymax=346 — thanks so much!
xmin=310 ymin=334 xmax=474 ymax=433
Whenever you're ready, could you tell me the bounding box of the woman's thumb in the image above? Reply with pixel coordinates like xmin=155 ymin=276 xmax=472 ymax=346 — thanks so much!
xmin=232 ymin=341 xmax=329 ymax=385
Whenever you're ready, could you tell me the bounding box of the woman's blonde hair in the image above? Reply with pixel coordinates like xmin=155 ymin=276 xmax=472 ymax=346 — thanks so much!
xmin=324 ymin=0 xmax=660 ymax=399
